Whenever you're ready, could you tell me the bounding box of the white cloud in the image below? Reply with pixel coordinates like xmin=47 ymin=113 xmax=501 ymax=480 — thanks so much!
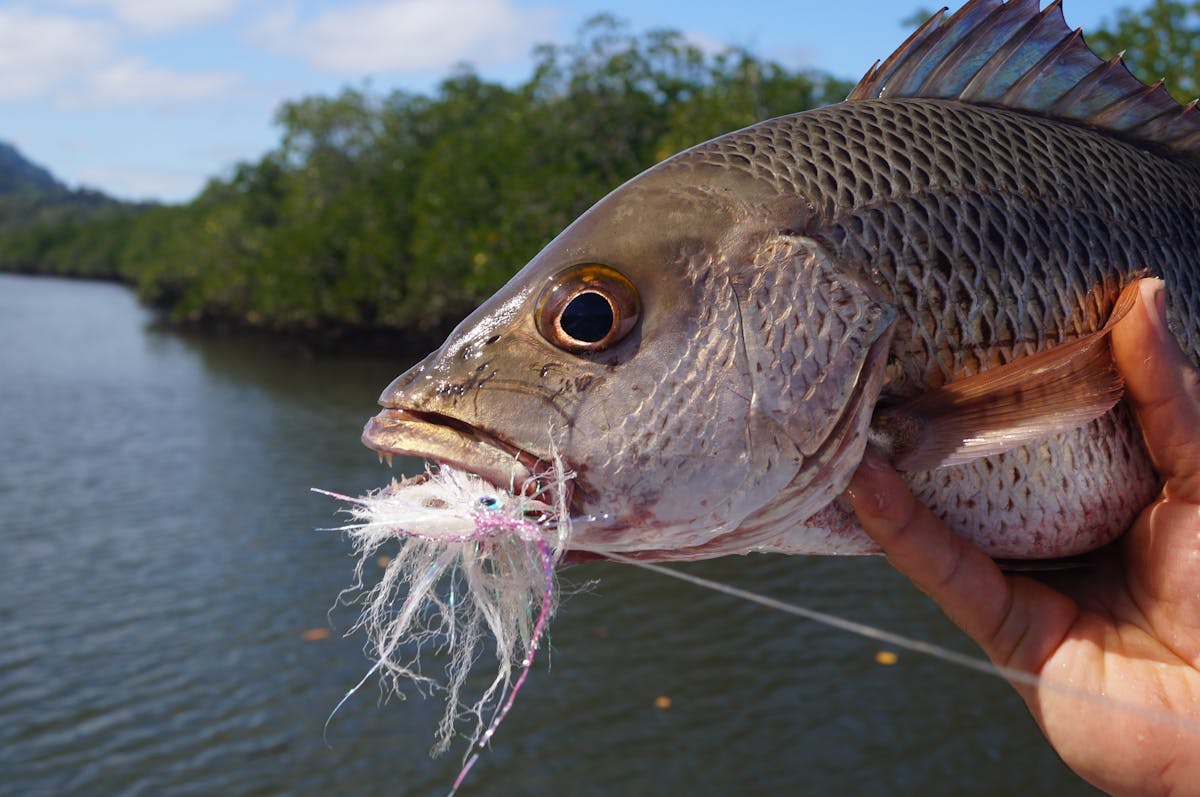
xmin=0 ymin=6 xmax=238 ymax=107
xmin=74 ymin=162 xmax=208 ymax=202
xmin=71 ymin=57 xmax=238 ymax=107
xmin=58 ymin=0 xmax=239 ymax=34
xmin=256 ymin=0 xmax=556 ymax=74
xmin=0 ymin=8 xmax=114 ymax=99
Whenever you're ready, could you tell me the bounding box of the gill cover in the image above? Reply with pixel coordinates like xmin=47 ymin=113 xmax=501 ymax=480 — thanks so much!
xmin=736 ymin=235 xmax=895 ymax=462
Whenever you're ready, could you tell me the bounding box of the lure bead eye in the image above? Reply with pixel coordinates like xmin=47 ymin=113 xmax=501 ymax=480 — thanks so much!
xmin=479 ymin=495 xmax=502 ymax=510
xmin=535 ymin=264 xmax=640 ymax=353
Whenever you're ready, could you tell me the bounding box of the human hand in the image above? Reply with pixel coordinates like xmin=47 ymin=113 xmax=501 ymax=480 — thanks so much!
xmin=844 ymin=278 xmax=1200 ymax=797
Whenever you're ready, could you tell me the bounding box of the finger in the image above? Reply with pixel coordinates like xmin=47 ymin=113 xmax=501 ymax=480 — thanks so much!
xmin=844 ymin=455 xmax=1075 ymax=674
xmin=844 ymin=456 xmax=1012 ymax=640
xmin=1110 ymin=278 xmax=1200 ymax=501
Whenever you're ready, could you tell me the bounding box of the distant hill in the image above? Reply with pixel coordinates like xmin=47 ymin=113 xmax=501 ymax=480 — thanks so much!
xmin=0 ymin=140 xmax=147 ymax=279
xmin=0 ymin=141 xmax=67 ymax=196
xmin=0 ymin=139 xmax=138 ymax=223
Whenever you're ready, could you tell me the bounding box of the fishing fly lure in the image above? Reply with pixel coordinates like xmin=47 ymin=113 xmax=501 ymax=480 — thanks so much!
xmin=317 ymin=458 xmax=572 ymax=791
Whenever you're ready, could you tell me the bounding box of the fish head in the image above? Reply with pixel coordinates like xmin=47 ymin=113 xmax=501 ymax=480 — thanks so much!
xmin=363 ymin=155 xmax=896 ymax=560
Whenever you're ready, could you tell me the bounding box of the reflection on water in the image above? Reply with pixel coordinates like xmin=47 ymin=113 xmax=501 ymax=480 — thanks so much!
xmin=0 ymin=274 xmax=1099 ymax=796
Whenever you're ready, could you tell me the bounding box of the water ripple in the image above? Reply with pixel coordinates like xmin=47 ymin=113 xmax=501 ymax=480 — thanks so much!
xmin=0 ymin=275 xmax=1100 ymax=797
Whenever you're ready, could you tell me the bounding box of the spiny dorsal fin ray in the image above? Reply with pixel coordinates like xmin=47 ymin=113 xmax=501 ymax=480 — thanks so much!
xmin=848 ymin=0 xmax=1200 ymax=163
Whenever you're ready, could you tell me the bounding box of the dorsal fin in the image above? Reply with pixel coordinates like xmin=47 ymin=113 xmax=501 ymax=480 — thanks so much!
xmin=847 ymin=0 xmax=1200 ymax=164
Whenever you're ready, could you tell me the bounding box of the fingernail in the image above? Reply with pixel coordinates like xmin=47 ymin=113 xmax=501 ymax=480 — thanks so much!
xmin=844 ymin=463 xmax=885 ymax=519
xmin=1139 ymin=277 xmax=1168 ymax=337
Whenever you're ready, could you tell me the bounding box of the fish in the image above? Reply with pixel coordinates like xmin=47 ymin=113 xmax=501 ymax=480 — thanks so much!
xmin=362 ymin=0 xmax=1200 ymax=563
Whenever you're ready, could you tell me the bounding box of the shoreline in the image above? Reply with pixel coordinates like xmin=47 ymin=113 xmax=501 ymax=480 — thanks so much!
xmin=0 ymin=268 xmax=457 ymax=358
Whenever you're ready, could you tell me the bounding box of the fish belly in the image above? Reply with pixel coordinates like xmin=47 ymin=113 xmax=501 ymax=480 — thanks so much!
xmin=909 ymin=407 xmax=1157 ymax=558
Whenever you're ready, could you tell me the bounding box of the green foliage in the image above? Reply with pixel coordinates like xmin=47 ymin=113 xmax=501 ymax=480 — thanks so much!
xmin=900 ymin=8 xmax=938 ymax=29
xmin=0 ymin=193 xmax=145 ymax=279
xmin=1087 ymin=0 xmax=1200 ymax=102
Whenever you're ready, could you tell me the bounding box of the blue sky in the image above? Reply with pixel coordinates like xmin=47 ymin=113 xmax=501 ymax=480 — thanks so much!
xmin=2 ymin=0 xmax=1139 ymax=204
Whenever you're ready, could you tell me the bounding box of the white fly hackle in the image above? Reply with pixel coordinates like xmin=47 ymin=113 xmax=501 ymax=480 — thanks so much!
xmin=322 ymin=461 xmax=571 ymax=758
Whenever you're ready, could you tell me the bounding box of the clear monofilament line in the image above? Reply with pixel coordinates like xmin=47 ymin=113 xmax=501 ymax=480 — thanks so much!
xmin=601 ymin=552 xmax=1200 ymax=739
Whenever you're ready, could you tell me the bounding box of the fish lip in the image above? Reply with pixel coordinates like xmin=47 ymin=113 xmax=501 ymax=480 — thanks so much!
xmin=361 ymin=407 xmax=565 ymax=503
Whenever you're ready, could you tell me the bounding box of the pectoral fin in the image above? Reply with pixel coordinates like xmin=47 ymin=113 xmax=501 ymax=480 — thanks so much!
xmin=874 ymin=282 xmax=1140 ymax=472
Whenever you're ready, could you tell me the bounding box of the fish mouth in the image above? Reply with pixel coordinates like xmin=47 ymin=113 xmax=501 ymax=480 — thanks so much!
xmin=361 ymin=407 xmax=566 ymax=503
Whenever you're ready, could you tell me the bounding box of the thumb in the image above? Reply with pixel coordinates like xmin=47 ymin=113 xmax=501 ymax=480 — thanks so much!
xmin=1109 ymin=278 xmax=1200 ymax=502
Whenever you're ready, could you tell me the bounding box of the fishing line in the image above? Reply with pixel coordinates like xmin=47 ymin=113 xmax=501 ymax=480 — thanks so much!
xmin=599 ymin=551 xmax=1200 ymax=738
xmin=319 ymin=462 xmax=1200 ymax=797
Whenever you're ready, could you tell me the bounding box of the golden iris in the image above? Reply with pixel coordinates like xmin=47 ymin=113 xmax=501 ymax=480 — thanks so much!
xmin=535 ymin=264 xmax=640 ymax=353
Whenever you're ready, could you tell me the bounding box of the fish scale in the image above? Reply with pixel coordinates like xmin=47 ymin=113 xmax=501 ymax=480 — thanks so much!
xmin=601 ymin=246 xmax=776 ymax=550
xmin=681 ymin=99 xmax=1200 ymax=383
xmin=644 ymin=96 xmax=1196 ymax=554
xmin=906 ymin=411 xmax=1153 ymax=556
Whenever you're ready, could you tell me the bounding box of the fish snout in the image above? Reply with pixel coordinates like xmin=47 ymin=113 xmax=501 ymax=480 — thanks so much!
xmin=377 ymin=351 xmax=439 ymax=407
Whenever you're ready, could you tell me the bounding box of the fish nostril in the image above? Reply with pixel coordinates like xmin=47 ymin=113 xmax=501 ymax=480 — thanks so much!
xmin=485 ymin=334 xmax=501 ymax=345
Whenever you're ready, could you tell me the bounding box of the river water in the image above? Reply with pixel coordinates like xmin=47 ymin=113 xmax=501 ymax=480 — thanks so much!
xmin=1 ymin=273 xmax=1100 ymax=796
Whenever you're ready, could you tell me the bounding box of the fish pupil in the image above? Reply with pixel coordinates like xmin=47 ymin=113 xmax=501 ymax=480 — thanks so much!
xmin=559 ymin=291 xmax=614 ymax=343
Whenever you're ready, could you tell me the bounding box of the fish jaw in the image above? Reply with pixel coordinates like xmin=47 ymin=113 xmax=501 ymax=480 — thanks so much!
xmin=362 ymin=407 xmax=544 ymax=497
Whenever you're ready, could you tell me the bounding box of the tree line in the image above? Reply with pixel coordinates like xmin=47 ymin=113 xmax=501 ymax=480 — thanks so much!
xmin=0 ymin=18 xmax=851 ymax=340
xmin=1 ymin=4 xmax=1196 ymax=341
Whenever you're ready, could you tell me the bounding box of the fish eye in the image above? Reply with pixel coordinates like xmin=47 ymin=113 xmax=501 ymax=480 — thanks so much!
xmin=535 ymin=264 xmax=640 ymax=354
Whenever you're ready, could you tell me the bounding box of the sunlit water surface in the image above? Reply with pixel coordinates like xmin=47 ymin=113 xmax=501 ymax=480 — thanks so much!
xmin=0 ymin=273 xmax=1101 ymax=796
